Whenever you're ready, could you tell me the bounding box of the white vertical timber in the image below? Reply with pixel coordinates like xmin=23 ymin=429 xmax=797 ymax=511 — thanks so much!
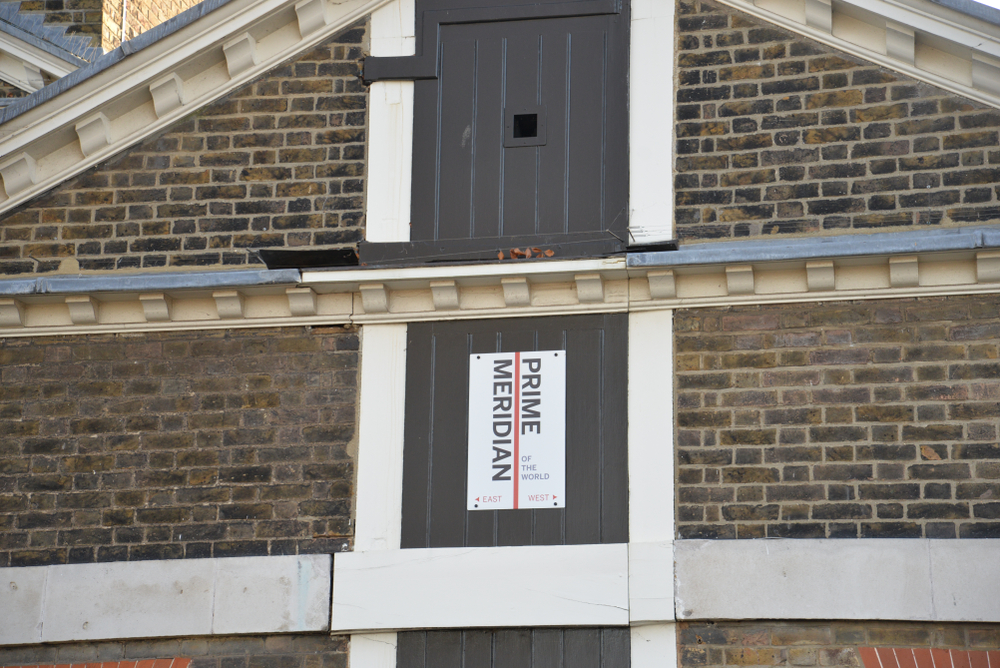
xmin=366 ymin=0 xmax=415 ymax=243
xmin=628 ymin=309 xmax=674 ymax=543
xmin=350 ymin=633 xmax=397 ymax=668
xmin=355 ymin=324 xmax=407 ymax=552
xmin=629 ymin=0 xmax=674 ymax=243
xmin=631 ymin=623 xmax=679 ymax=668
xmin=628 ymin=309 xmax=676 ymax=625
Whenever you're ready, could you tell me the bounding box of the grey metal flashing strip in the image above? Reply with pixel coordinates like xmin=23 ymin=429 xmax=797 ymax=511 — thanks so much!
xmin=0 ymin=0 xmax=235 ymax=125
xmin=0 ymin=268 xmax=302 ymax=296
xmin=627 ymin=225 xmax=1000 ymax=268
xmin=929 ymin=0 xmax=1000 ymax=26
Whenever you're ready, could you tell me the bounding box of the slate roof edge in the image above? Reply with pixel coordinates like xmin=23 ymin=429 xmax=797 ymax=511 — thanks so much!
xmin=628 ymin=226 xmax=1000 ymax=268
xmin=0 ymin=0 xmax=235 ymax=124
xmin=0 ymin=16 xmax=88 ymax=68
xmin=0 ymin=268 xmax=303 ymax=296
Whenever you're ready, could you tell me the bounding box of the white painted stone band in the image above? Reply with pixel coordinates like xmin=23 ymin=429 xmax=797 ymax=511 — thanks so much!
xmin=0 ymin=554 xmax=331 ymax=645
xmin=331 ymin=544 xmax=630 ymax=632
xmin=674 ymin=539 xmax=1000 ymax=623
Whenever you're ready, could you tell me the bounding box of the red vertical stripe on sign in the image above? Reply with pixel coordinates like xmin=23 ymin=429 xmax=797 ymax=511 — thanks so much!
xmin=513 ymin=352 xmax=520 ymax=509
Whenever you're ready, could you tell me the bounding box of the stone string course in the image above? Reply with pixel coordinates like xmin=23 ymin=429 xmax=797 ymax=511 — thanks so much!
xmin=0 ymin=23 xmax=368 ymax=275
xmin=676 ymin=0 xmax=1000 ymax=241
xmin=677 ymin=621 xmax=1000 ymax=668
xmin=0 ymin=326 xmax=358 ymax=567
xmin=675 ymin=295 xmax=1000 ymax=539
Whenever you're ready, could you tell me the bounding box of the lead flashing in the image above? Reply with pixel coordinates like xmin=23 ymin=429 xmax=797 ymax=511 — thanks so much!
xmin=0 ymin=268 xmax=302 ymax=296
xmin=628 ymin=226 xmax=1000 ymax=268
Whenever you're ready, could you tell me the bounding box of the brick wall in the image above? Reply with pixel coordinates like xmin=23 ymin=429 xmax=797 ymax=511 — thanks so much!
xmin=0 ymin=633 xmax=346 ymax=668
xmin=17 ymin=0 xmax=103 ymax=48
xmin=0 ymin=326 xmax=358 ymax=567
xmin=676 ymin=0 xmax=1000 ymax=241
xmin=102 ymin=0 xmax=203 ymax=51
xmin=675 ymin=295 xmax=1000 ymax=539
xmin=678 ymin=621 xmax=1000 ymax=668
xmin=0 ymin=23 xmax=367 ymax=275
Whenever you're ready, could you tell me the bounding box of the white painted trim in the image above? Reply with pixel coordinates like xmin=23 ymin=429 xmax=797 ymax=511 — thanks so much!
xmin=0 ymin=555 xmax=331 ymax=645
xmin=0 ymin=0 xmax=392 ymax=215
xmin=355 ymin=324 xmax=407 ymax=552
xmin=629 ymin=542 xmax=675 ymax=624
xmin=331 ymin=544 xmax=629 ymax=632
xmin=628 ymin=309 xmax=674 ymax=545
xmin=0 ymin=33 xmax=78 ymax=83
xmin=365 ymin=0 xmax=415 ymax=243
xmin=674 ymin=539 xmax=1000 ymax=622
xmin=631 ymin=623 xmax=678 ymax=668
xmin=303 ymin=257 xmax=628 ymax=284
xmin=628 ymin=0 xmax=674 ymax=244
xmin=349 ymin=633 xmax=398 ymax=668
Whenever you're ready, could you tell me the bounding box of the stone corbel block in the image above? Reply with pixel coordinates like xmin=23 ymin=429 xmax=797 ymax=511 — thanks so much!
xmin=213 ymin=290 xmax=245 ymax=319
xmin=149 ymin=73 xmax=185 ymax=118
xmin=575 ymin=274 xmax=605 ymax=303
xmin=139 ymin=293 xmax=172 ymax=322
xmin=23 ymin=63 xmax=43 ymax=90
xmin=725 ymin=265 xmax=755 ymax=295
xmin=295 ymin=0 xmax=329 ymax=37
xmin=0 ymin=152 xmax=38 ymax=197
xmin=66 ymin=295 xmax=98 ymax=324
xmin=359 ymin=283 xmax=389 ymax=313
xmin=430 ymin=280 xmax=459 ymax=310
xmin=976 ymin=250 xmax=1000 ymax=283
xmin=806 ymin=260 xmax=835 ymax=292
xmin=885 ymin=21 xmax=916 ymax=65
xmin=223 ymin=33 xmax=259 ymax=79
xmin=286 ymin=287 xmax=318 ymax=316
xmin=647 ymin=269 xmax=676 ymax=299
xmin=972 ymin=54 xmax=1000 ymax=97
xmin=889 ymin=255 xmax=919 ymax=288
xmin=75 ymin=112 xmax=112 ymax=158
xmin=804 ymin=0 xmax=832 ymax=33
xmin=501 ymin=277 xmax=530 ymax=307
xmin=0 ymin=298 xmax=26 ymax=327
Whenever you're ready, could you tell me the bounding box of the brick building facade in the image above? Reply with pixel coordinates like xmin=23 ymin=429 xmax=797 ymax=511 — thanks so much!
xmin=0 ymin=0 xmax=998 ymax=665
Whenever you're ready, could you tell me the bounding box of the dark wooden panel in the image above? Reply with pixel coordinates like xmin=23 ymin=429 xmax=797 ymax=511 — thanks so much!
xmin=437 ymin=37 xmax=477 ymax=241
xmin=397 ymin=628 xmax=629 ymax=668
xmin=471 ymin=35 xmax=505 ymax=240
xmin=565 ymin=27 xmax=606 ymax=232
xmin=401 ymin=315 xmax=627 ymax=549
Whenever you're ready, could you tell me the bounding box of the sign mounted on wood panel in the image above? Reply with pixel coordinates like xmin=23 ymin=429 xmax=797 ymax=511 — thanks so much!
xmin=468 ymin=351 xmax=566 ymax=511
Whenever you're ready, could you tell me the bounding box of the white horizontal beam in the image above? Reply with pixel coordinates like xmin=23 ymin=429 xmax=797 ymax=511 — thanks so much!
xmin=0 ymin=554 xmax=331 ymax=645
xmin=674 ymin=539 xmax=1000 ymax=622
xmin=332 ymin=544 xmax=629 ymax=632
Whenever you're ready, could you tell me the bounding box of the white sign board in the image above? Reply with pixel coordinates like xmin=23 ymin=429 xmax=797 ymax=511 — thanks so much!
xmin=467 ymin=351 xmax=566 ymax=511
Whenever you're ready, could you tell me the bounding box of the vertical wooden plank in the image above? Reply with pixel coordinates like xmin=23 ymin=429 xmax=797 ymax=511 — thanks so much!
xmin=601 ymin=314 xmax=629 ymax=543
xmin=396 ymin=631 xmax=426 ymax=668
xmin=603 ymin=7 xmax=630 ymax=236
xmin=564 ymin=325 xmax=603 ymax=544
xmin=566 ymin=28 xmax=606 ymax=233
xmin=463 ymin=629 xmax=493 ymax=668
xmin=501 ymin=30 xmax=540 ymax=237
xmin=401 ymin=324 xmax=433 ymax=549
xmin=565 ymin=629 xmax=602 ymax=668
xmin=495 ymin=325 xmax=538 ymax=546
xmin=532 ymin=323 xmax=568 ymax=545
xmin=428 ymin=328 xmax=473 ymax=547
xmin=426 ymin=631 xmax=463 ymax=668
xmin=601 ymin=628 xmax=631 ymax=668
xmin=409 ymin=79 xmax=440 ymax=242
xmin=495 ymin=629 xmax=533 ymax=668
xmin=470 ymin=30 xmax=505 ymax=240
xmin=536 ymin=25 xmax=570 ymax=236
xmin=466 ymin=325 xmax=502 ymax=547
xmin=437 ymin=37 xmax=478 ymax=240
xmin=532 ymin=629 xmax=563 ymax=668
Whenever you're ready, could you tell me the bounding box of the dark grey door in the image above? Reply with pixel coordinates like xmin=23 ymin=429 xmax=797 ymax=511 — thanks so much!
xmin=397 ymin=628 xmax=631 ymax=668
xmin=361 ymin=0 xmax=629 ymax=264
xmin=401 ymin=314 xmax=627 ymax=549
